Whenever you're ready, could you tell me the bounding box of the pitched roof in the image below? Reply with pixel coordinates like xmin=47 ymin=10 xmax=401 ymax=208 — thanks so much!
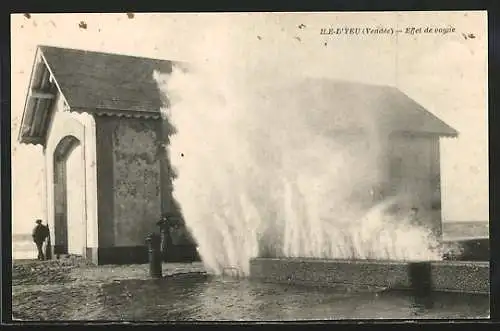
xmin=268 ymin=77 xmax=458 ymax=138
xmin=39 ymin=45 xmax=174 ymax=114
xmin=18 ymin=46 xmax=458 ymax=146
xmin=18 ymin=45 xmax=175 ymax=145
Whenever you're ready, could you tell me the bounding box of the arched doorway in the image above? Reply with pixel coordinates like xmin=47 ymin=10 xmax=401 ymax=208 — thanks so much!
xmin=53 ymin=135 xmax=86 ymax=256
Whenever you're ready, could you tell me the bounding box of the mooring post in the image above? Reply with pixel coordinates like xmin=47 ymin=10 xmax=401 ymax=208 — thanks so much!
xmin=146 ymin=233 xmax=162 ymax=278
xmin=408 ymin=261 xmax=433 ymax=308
xmin=157 ymin=217 xmax=169 ymax=262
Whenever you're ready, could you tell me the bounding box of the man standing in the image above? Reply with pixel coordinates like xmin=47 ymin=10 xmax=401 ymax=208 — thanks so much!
xmin=32 ymin=219 xmax=49 ymax=260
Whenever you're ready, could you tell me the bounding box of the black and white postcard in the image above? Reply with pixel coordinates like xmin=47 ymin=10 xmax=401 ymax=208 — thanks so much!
xmin=10 ymin=11 xmax=489 ymax=321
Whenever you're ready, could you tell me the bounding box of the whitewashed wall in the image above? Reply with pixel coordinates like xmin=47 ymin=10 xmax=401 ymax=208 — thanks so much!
xmin=44 ymin=93 xmax=98 ymax=252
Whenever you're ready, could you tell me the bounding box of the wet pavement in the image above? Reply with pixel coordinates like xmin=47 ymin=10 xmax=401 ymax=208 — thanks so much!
xmin=96 ymin=276 xmax=489 ymax=321
xmin=13 ymin=273 xmax=489 ymax=321
xmin=12 ymin=255 xmax=489 ymax=321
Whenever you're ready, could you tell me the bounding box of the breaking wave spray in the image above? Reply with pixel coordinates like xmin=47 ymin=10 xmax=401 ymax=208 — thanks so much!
xmin=153 ymin=53 xmax=445 ymax=276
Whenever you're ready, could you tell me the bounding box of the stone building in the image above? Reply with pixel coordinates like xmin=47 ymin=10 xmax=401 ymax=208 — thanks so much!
xmin=276 ymin=78 xmax=459 ymax=236
xmin=18 ymin=45 xmax=188 ymax=264
xmin=18 ymin=45 xmax=458 ymax=265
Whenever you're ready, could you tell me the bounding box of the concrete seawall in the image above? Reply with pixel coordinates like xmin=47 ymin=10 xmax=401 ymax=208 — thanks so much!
xmin=249 ymin=258 xmax=489 ymax=295
xmin=442 ymin=237 xmax=489 ymax=261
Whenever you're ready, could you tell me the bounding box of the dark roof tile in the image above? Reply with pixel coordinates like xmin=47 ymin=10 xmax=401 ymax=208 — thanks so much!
xmin=20 ymin=46 xmax=457 ymax=146
xmin=276 ymin=78 xmax=458 ymax=137
xmin=39 ymin=45 xmax=173 ymax=114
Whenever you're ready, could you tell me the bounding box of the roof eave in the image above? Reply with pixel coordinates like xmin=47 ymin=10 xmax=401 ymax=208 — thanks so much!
xmin=18 ymin=136 xmax=45 ymax=145
xmin=436 ymin=126 xmax=459 ymax=139
xmin=442 ymin=132 xmax=459 ymax=139
xmin=433 ymin=125 xmax=459 ymax=139
xmin=391 ymin=130 xmax=459 ymax=138
xmin=71 ymin=107 xmax=162 ymax=120
xmin=18 ymin=46 xmax=68 ymax=146
xmin=17 ymin=47 xmax=41 ymax=144
xmin=390 ymin=88 xmax=460 ymax=139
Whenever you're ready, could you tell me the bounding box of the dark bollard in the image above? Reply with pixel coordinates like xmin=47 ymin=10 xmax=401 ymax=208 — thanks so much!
xmin=408 ymin=262 xmax=433 ymax=308
xmin=157 ymin=217 xmax=169 ymax=262
xmin=146 ymin=233 xmax=162 ymax=278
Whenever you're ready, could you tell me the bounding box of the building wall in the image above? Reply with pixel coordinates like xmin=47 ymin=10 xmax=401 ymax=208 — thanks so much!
xmin=385 ymin=134 xmax=442 ymax=234
xmin=319 ymin=130 xmax=442 ymax=235
xmin=113 ymin=118 xmax=163 ymax=246
xmin=95 ymin=116 xmax=163 ymax=248
xmin=65 ymin=143 xmax=86 ymax=254
xmin=44 ymin=93 xmax=99 ymax=254
xmin=94 ymin=116 xmax=116 ymax=249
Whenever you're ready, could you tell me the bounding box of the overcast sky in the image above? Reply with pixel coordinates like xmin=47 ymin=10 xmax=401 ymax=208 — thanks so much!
xmin=11 ymin=12 xmax=487 ymax=234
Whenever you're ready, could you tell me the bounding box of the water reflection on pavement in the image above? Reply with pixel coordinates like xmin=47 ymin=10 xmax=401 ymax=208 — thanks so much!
xmin=99 ymin=276 xmax=489 ymax=321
